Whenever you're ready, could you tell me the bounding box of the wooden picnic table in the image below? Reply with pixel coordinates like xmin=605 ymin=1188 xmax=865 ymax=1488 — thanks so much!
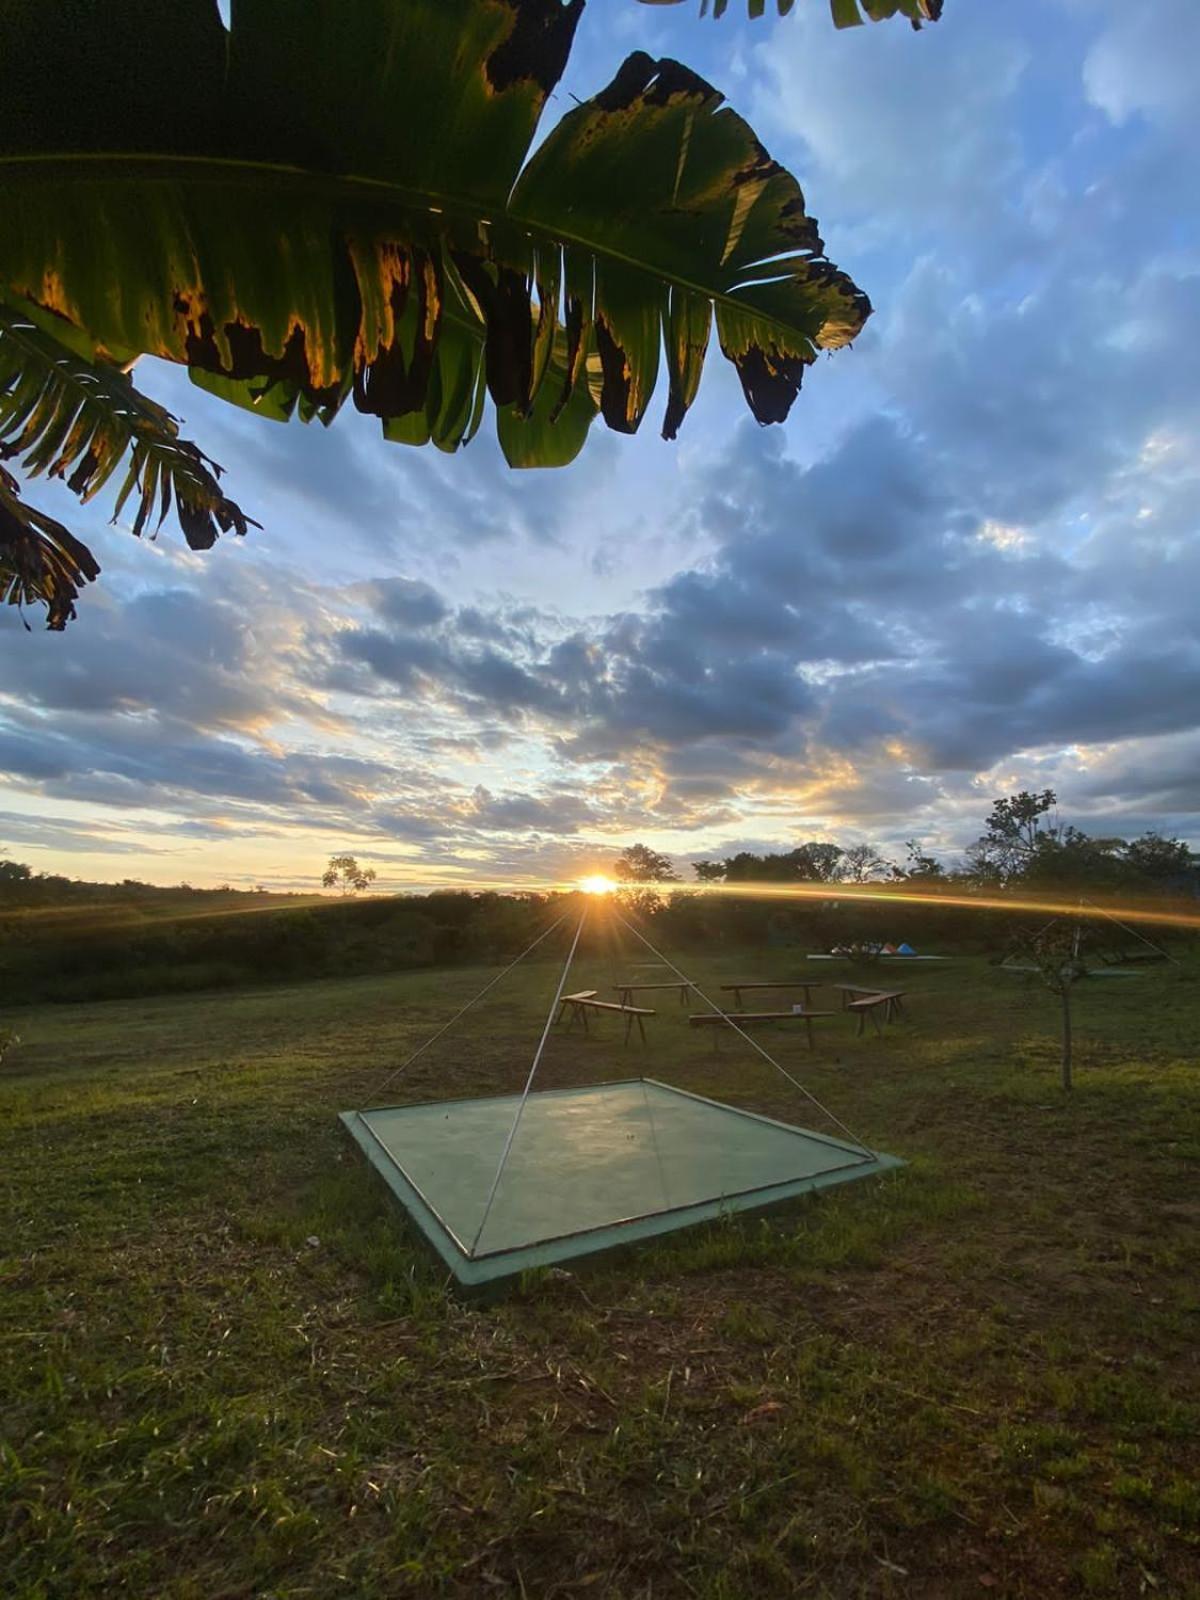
xmin=558 ymin=990 xmax=655 ymax=1044
xmin=844 ymin=991 xmax=907 ymax=1035
xmin=689 ymin=1009 xmax=835 ymax=1049
xmin=614 ymin=980 xmax=697 ymax=1007
xmin=721 ymin=980 xmax=822 ymax=1010
xmin=830 ymin=982 xmax=906 ymax=1012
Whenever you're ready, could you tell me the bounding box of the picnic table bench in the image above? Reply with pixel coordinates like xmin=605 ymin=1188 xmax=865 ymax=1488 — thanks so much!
xmin=689 ymin=1009 xmax=835 ymax=1049
xmin=831 ymin=984 xmax=907 ymax=1018
xmin=720 ymin=980 xmax=822 ymax=1010
xmin=844 ymin=991 xmax=907 ymax=1036
xmin=614 ymin=980 xmax=697 ymax=1007
xmin=558 ymin=989 xmax=655 ymax=1043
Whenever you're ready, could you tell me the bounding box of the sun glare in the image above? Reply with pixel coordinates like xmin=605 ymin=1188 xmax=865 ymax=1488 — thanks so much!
xmin=579 ymin=874 xmax=616 ymax=896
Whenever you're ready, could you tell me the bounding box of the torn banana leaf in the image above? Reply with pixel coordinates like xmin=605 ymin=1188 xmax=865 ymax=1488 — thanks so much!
xmin=0 ymin=0 xmax=870 ymax=468
xmin=636 ymin=0 xmax=942 ymax=26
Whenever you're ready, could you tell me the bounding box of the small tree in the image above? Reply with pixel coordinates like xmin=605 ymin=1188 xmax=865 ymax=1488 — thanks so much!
xmin=1013 ymin=923 xmax=1087 ymax=1090
xmin=971 ymin=790 xmax=1058 ymax=881
xmin=613 ymin=844 xmax=680 ymax=884
xmin=838 ymin=843 xmax=891 ymax=882
xmin=1124 ymin=832 xmax=1196 ymax=887
xmin=693 ymin=860 xmax=726 ymax=883
xmin=322 ymin=855 xmax=377 ymax=896
xmin=893 ymin=840 xmax=945 ymax=880
xmin=612 ymin=843 xmax=679 ymax=917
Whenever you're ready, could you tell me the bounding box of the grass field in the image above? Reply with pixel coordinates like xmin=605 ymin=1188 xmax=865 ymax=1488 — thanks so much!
xmin=2 ymin=939 xmax=1199 ymax=1597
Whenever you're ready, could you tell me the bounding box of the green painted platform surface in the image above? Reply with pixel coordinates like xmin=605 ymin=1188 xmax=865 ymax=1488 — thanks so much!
xmin=342 ymin=1080 xmax=900 ymax=1286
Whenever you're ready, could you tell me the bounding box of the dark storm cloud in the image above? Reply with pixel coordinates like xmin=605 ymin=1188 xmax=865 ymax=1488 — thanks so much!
xmin=466 ymin=787 xmax=599 ymax=835
xmin=0 ymin=556 xmax=408 ymax=827
xmin=1071 ymin=732 xmax=1200 ymax=817
xmin=0 ymin=570 xmax=321 ymax=734
xmin=364 ymin=578 xmax=448 ymax=630
xmin=0 ymin=710 xmax=385 ymax=813
xmin=337 ymin=627 xmax=446 ymax=692
xmin=337 ymin=626 xmax=567 ymax=717
xmin=0 ymin=808 xmax=170 ymax=857
xmin=328 ymin=395 xmax=1200 ymax=823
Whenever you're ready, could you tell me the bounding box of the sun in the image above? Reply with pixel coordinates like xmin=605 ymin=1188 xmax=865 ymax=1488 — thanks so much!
xmin=578 ymin=874 xmax=616 ymax=896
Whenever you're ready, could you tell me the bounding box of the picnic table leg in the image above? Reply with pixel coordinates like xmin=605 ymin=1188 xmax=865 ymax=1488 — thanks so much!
xmin=804 ymin=1015 xmax=814 ymax=1050
xmin=637 ymin=1014 xmax=647 ymax=1044
xmin=624 ymin=1011 xmax=632 ymax=1045
xmin=732 ymin=987 xmax=743 ymax=1009
xmin=856 ymin=1009 xmax=866 ymax=1038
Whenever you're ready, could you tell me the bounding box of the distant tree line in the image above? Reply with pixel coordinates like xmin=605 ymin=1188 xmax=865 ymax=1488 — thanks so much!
xmin=0 ymin=858 xmax=292 ymax=908
xmin=963 ymin=791 xmax=1195 ymax=893
xmin=691 ymin=840 xmax=891 ymax=885
xmin=0 ymin=793 xmax=1194 ymax=1008
xmin=0 ymin=888 xmax=556 ymax=1006
xmin=605 ymin=794 xmax=1196 ymax=969
xmin=623 ymin=790 xmax=1197 ymax=899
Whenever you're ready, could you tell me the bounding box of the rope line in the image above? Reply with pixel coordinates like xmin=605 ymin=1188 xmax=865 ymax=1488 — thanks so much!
xmin=359 ymin=910 xmax=571 ymax=1108
xmin=1080 ymin=896 xmax=1179 ymax=964
xmin=469 ymin=902 xmax=589 ymax=1258
xmin=614 ymin=908 xmax=876 ymax=1159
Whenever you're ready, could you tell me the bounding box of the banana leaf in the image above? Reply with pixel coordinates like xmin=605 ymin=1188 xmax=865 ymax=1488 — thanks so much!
xmin=635 ymin=0 xmax=943 ymax=25
xmin=0 ymin=0 xmax=870 ymax=466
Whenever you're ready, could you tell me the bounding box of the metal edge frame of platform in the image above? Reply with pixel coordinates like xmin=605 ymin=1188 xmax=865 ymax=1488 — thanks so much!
xmin=339 ymin=1079 xmax=903 ymax=1288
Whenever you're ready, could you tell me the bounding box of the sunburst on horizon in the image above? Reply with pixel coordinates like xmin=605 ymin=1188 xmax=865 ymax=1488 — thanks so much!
xmin=578 ymin=874 xmax=616 ymax=896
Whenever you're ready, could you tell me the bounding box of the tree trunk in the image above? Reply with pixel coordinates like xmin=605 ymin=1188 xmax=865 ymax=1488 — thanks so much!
xmin=1060 ymin=985 xmax=1073 ymax=1091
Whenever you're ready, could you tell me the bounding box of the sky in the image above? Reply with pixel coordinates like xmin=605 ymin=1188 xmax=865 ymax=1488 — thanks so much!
xmin=2 ymin=0 xmax=1199 ymax=892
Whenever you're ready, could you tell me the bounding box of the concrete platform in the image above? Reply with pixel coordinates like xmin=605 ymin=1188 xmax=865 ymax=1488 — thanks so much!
xmin=341 ymin=1079 xmax=900 ymax=1286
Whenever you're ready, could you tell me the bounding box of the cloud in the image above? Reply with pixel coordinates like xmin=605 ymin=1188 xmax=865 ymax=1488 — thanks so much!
xmin=364 ymin=577 xmax=449 ymax=630
xmin=0 ymin=559 xmax=331 ymax=735
xmin=749 ymin=1 xmax=1031 ymax=247
xmin=1083 ymin=0 xmax=1200 ymax=130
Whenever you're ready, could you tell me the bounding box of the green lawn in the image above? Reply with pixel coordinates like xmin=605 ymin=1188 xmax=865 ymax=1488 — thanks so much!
xmin=2 ymin=946 xmax=1198 ymax=1597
